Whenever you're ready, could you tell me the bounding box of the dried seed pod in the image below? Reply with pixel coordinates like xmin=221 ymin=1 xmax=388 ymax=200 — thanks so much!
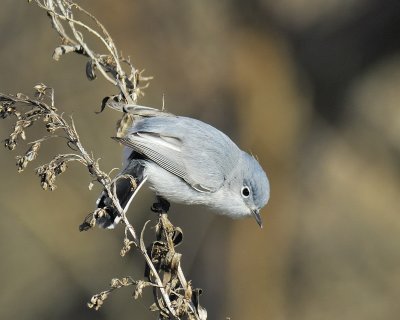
xmin=45 ymin=122 xmax=58 ymax=133
xmin=33 ymin=83 xmax=48 ymax=98
xmin=133 ymin=280 xmax=148 ymax=299
xmin=184 ymin=281 xmax=193 ymax=300
xmin=120 ymin=236 xmax=135 ymax=257
xmin=0 ymin=104 xmax=16 ymax=119
xmin=36 ymin=164 xmax=57 ymax=190
xmin=54 ymin=161 xmax=67 ymax=175
xmin=87 ymin=291 xmax=110 ymax=310
xmin=16 ymin=156 xmax=28 ymax=172
xmin=4 ymin=136 xmax=17 ymax=150
xmin=86 ymin=59 xmax=97 ymax=80
xmin=14 ymin=142 xmax=41 ymax=173
xmin=25 ymin=142 xmax=41 ymax=161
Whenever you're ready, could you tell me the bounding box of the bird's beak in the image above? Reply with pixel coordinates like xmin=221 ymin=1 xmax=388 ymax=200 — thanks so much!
xmin=251 ymin=209 xmax=263 ymax=228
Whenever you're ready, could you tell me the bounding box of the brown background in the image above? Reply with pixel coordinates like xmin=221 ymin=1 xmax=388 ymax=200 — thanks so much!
xmin=1 ymin=1 xmax=400 ymax=319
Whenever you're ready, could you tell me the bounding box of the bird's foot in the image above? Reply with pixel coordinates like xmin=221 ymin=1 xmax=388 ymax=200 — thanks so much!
xmin=151 ymin=196 xmax=170 ymax=214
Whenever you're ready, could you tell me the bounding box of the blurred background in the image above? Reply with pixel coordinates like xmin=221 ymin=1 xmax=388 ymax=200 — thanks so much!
xmin=1 ymin=0 xmax=400 ymax=319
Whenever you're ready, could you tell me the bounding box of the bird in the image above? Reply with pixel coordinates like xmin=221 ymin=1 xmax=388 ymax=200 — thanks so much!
xmin=95 ymin=104 xmax=270 ymax=229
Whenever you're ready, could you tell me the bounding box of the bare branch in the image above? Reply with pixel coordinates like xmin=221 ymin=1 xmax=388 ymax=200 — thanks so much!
xmin=32 ymin=0 xmax=151 ymax=106
xmin=1 ymin=1 xmax=208 ymax=318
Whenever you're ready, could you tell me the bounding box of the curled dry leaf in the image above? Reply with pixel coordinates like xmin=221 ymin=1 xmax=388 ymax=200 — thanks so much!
xmin=34 ymin=83 xmax=48 ymax=98
xmin=110 ymin=277 xmax=133 ymax=289
xmin=120 ymin=236 xmax=135 ymax=257
xmin=133 ymin=280 xmax=149 ymax=299
xmin=87 ymin=291 xmax=110 ymax=311
xmin=0 ymin=103 xmax=16 ymax=119
xmin=16 ymin=141 xmax=42 ymax=172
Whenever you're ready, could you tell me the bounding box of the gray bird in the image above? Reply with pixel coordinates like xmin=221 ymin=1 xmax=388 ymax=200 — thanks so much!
xmin=96 ymin=105 xmax=270 ymax=228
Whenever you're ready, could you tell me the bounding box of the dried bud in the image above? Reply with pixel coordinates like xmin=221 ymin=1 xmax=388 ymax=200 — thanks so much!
xmin=87 ymin=291 xmax=109 ymax=310
xmin=102 ymin=55 xmax=115 ymax=66
xmin=36 ymin=165 xmax=57 ymax=191
xmin=184 ymin=281 xmax=193 ymax=300
xmin=43 ymin=114 xmax=51 ymax=122
xmin=13 ymin=119 xmax=32 ymax=141
xmin=133 ymin=280 xmax=148 ymax=299
xmin=4 ymin=136 xmax=17 ymax=150
xmin=120 ymin=236 xmax=135 ymax=257
xmin=45 ymin=115 xmax=62 ymax=133
xmin=25 ymin=142 xmax=41 ymax=161
xmin=15 ymin=142 xmax=41 ymax=173
xmin=45 ymin=122 xmax=57 ymax=133
xmin=86 ymin=59 xmax=97 ymax=80
xmin=54 ymin=161 xmax=67 ymax=175
xmin=110 ymin=277 xmax=133 ymax=289
xmin=5 ymin=120 xmax=32 ymax=150
xmin=110 ymin=278 xmax=120 ymax=288
xmin=34 ymin=83 xmax=47 ymax=98
xmin=16 ymin=156 xmax=28 ymax=172
xmin=0 ymin=104 xmax=15 ymax=119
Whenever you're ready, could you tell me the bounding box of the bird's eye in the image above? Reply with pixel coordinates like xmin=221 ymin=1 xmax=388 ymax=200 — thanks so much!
xmin=241 ymin=186 xmax=250 ymax=198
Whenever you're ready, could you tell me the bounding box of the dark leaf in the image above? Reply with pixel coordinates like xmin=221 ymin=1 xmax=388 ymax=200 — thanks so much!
xmin=96 ymin=96 xmax=110 ymax=114
xmin=171 ymin=227 xmax=183 ymax=247
xmin=86 ymin=59 xmax=97 ymax=80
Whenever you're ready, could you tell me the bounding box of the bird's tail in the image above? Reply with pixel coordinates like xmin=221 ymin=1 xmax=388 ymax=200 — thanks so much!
xmin=95 ymin=160 xmax=145 ymax=229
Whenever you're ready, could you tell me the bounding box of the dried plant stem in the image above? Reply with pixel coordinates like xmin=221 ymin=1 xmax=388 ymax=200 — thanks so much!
xmin=0 ymin=1 xmax=208 ymax=318
xmin=35 ymin=0 xmax=137 ymax=103
xmin=140 ymin=221 xmax=179 ymax=318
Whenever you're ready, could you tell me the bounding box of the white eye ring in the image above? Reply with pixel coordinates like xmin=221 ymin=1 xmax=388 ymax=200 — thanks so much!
xmin=241 ymin=186 xmax=250 ymax=198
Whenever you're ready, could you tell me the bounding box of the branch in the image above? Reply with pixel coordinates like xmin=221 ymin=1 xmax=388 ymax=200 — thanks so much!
xmin=1 ymin=1 xmax=208 ymax=319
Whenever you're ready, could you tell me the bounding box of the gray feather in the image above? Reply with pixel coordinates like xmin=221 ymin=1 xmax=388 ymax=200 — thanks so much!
xmin=97 ymin=106 xmax=270 ymax=229
xmin=114 ymin=116 xmax=241 ymax=192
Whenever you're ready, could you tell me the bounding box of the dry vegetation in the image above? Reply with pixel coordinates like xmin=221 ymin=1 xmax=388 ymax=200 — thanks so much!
xmin=1 ymin=1 xmax=206 ymax=319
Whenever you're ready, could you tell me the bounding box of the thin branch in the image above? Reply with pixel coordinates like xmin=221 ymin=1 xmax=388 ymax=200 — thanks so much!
xmin=1 ymin=1 xmax=208 ymax=318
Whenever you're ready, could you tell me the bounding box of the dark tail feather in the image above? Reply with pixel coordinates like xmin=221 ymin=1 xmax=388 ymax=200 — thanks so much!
xmin=96 ymin=159 xmax=145 ymax=228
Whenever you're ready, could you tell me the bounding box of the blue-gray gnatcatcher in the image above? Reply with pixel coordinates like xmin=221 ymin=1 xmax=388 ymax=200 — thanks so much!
xmin=96 ymin=105 xmax=270 ymax=228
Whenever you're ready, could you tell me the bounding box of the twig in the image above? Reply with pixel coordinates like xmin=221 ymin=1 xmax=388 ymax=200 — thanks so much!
xmin=1 ymin=1 xmax=208 ymax=318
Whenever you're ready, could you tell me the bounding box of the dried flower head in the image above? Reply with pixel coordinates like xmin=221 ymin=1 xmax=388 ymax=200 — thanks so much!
xmin=0 ymin=103 xmax=16 ymax=119
xmin=1 ymin=0 xmax=207 ymax=317
xmin=87 ymin=291 xmax=109 ymax=310
xmin=16 ymin=142 xmax=41 ymax=172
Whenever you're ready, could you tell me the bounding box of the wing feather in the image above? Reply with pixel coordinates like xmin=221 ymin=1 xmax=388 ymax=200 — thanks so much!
xmin=115 ymin=116 xmax=240 ymax=192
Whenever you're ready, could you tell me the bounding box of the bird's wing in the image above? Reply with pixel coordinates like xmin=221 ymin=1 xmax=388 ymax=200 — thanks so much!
xmin=115 ymin=116 xmax=240 ymax=192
